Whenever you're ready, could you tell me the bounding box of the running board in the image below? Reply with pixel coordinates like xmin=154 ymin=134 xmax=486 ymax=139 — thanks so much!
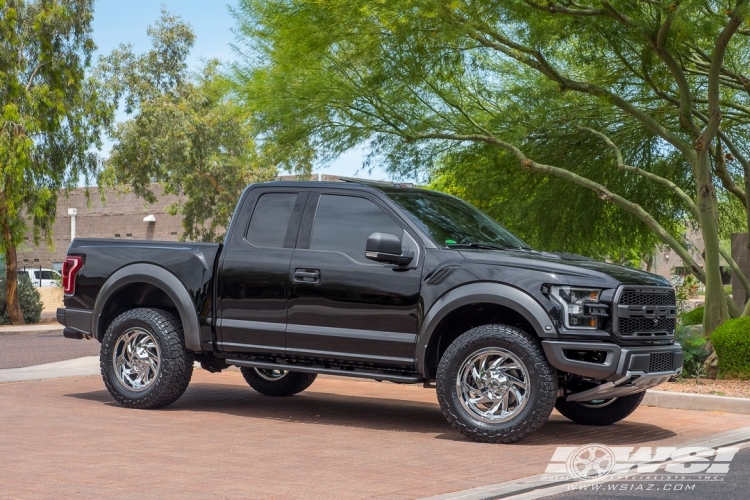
xmin=225 ymin=358 xmax=422 ymax=384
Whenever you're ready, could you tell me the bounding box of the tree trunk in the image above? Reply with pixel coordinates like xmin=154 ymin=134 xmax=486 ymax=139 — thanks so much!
xmin=2 ymin=239 xmax=24 ymax=325
xmin=695 ymin=153 xmax=728 ymax=335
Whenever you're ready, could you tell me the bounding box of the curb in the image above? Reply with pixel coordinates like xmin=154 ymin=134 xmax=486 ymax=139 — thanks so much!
xmin=644 ymin=389 xmax=750 ymax=415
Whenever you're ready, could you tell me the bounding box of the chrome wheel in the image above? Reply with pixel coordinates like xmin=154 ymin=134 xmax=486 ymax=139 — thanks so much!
xmin=113 ymin=327 xmax=161 ymax=392
xmin=254 ymin=368 xmax=288 ymax=381
xmin=456 ymin=347 xmax=530 ymax=423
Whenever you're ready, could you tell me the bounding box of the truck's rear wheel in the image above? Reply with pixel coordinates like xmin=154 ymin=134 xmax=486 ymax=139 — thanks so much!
xmin=436 ymin=324 xmax=556 ymax=443
xmin=555 ymin=392 xmax=645 ymax=426
xmin=101 ymin=308 xmax=193 ymax=409
xmin=240 ymin=367 xmax=317 ymax=396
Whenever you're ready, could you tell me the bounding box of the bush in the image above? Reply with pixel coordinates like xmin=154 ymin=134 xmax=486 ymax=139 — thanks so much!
xmin=0 ymin=274 xmax=44 ymax=325
xmin=681 ymin=306 xmax=704 ymax=327
xmin=675 ymin=325 xmax=708 ymax=378
xmin=711 ymin=317 xmax=750 ymax=380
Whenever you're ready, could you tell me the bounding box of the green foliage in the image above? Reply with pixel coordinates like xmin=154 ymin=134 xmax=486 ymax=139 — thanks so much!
xmin=675 ymin=325 xmax=707 ymax=379
xmin=230 ymin=0 xmax=750 ymax=330
xmin=681 ymin=306 xmax=704 ymax=327
xmin=1 ymin=0 xmax=113 ymax=322
xmin=711 ymin=317 xmax=750 ymax=379
xmin=0 ymin=275 xmax=42 ymax=324
xmin=98 ymin=10 xmax=276 ymax=242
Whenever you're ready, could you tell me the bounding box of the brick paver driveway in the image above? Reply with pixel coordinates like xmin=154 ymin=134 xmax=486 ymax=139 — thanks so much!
xmin=1 ymin=370 xmax=748 ymax=499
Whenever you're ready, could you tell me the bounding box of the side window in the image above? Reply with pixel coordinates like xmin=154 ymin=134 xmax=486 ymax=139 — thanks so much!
xmin=310 ymin=194 xmax=403 ymax=263
xmin=33 ymin=271 xmax=40 ymax=279
xmin=246 ymin=193 xmax=297 ymax=248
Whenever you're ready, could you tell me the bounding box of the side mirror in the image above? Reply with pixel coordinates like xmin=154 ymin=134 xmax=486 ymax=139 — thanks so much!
xmin=365 ymin=232 xmax=414 ymax=266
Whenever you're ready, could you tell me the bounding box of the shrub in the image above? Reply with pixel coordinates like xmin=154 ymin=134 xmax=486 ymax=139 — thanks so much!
xmin=681 ymin=306 xmax=704 ymax=327
xmin=710 ymin=317 xmax=750 ymax=380
xmin=0 ymin=274 xmax=44 ymax=325
xmin=675 ymin=325 xmax=708 ymax=378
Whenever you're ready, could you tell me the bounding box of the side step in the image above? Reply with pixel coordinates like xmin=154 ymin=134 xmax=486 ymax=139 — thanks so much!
xmin=225 ymin=358 xmax=422 ymax=384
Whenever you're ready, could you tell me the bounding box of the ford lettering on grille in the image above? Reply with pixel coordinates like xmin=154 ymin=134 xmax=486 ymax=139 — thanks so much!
xmin=613 ymin=287 xmax=677 ymax=338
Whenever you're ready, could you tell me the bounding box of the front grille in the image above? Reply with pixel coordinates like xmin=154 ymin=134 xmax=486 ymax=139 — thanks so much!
xmin=619 ymin=317 xmax=676 ymax=336
xmin=649 ymin=352 xmax=675 ymax=373
xmin=619 ymin=289 xmax=676 ymax=306
xmin=614 ymin=287 xmax=676 ymax=339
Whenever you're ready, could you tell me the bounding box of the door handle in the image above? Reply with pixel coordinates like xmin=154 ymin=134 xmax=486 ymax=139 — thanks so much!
xmin=293 ymin=269 xmax=321 ymax=283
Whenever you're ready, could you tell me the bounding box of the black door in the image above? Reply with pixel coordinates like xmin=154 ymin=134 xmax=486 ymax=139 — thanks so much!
xmin=217 ymin=189 xmax=307 ymax=353
xmin=287 ymin=192 xmax=422 ymax=366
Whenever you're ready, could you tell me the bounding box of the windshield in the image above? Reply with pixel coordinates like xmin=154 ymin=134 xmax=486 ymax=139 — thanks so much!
xmin=386 ymin=190 xmax=530 ymax=250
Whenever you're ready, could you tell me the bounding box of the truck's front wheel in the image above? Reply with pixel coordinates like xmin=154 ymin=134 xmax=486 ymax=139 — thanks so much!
xmin=436 ymin=324 xmax=556 ymax=443
xmin=101 ymin=308 xmax=194 ymax=409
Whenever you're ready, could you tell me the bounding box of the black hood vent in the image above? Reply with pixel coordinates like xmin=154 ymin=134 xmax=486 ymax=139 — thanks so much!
xmin=425 ymin=265 xmax=460 ymax=285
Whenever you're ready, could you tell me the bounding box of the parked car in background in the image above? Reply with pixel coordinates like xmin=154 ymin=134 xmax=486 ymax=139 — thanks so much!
xmin=20 ymin=268 xmax=61 ymax=288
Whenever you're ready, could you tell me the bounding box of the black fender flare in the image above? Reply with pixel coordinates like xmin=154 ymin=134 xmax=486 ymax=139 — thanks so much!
xmin=415 ymin=282 xmax=556 ymax=375
xmin=92 ymin=263 xmax=203 ymax=352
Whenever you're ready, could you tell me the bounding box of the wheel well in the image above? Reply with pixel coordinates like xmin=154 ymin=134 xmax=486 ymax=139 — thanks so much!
xmin=97 ymin=283 xmax=179 ymax=340
xmin=423 ymin=303 xmax=538 ymax=379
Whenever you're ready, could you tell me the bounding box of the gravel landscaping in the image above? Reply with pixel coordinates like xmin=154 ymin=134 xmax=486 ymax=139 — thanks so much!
xmin=652 ymin=378 xmax=750 ymax=398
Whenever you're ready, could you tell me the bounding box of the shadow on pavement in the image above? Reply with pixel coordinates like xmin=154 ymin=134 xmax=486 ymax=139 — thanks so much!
xmin=65 ymin=382 xmax=677 ymax=444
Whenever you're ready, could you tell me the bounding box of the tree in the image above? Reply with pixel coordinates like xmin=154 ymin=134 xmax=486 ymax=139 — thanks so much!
xmin=0 ymin=0 xmax=111 ymax=324
xmin=99 ymin=10 xmax=275 ymax=242
xmin=232 ymin=0 xmax=750 ymax=334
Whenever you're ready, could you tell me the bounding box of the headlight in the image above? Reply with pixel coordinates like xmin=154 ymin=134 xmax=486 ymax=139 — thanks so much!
xmin=549 ymin=286 xmax=606 ymax=329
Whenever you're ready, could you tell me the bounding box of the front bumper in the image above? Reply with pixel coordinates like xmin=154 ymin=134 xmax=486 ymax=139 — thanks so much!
xmin=57 ymin=308 xmax=94 ymax=340
xmin=542 ymin=340 xmax=683 ymax=402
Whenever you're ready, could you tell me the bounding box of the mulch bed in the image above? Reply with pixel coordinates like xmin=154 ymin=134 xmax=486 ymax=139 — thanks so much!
xmin=651 ymin=378 xmax=750 ymax=398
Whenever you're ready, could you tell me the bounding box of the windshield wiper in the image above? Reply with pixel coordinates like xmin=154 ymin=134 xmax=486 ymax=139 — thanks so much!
xmin=446 ymin=242 xmax=511 ymax=251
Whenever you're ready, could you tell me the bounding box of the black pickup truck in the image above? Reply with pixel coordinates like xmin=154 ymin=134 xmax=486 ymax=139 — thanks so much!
xmin=57 ymin=180 xmax=682 ymax=443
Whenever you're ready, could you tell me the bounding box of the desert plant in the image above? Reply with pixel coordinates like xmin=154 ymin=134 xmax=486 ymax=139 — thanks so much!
xmin=0 ymin=274 xmax=43 ymax=324
xmin=710 ymin=317 xmax=750 ymax=379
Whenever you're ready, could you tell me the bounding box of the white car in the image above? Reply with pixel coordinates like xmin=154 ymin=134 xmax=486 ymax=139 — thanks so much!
xmin=21 ymin=268 xmax=61 ymax=287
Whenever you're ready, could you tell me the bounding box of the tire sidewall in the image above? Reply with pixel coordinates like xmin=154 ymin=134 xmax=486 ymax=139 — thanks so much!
xmin=438 ymin=326 xmax=555 ymax=437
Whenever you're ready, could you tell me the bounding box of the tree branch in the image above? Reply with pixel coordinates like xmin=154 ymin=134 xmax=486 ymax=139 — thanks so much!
xmin=408 ymin=129 xmax=707 ymax=283
xmin=464 ymin=29 xmax=694 ymax=158
xmin=712 ymin=139 xmax=747 ymax=207
xmin=25 ymin=60 xmax=48 ymax=92
xmin=697 ymin=2 xmax=747 ymax=148
xmin=574 ymin=124 xmax=701 ymax=216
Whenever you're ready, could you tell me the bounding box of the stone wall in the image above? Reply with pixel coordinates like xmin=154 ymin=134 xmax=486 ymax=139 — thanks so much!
xmin=17 ymin=185 xmax=184 ymax=269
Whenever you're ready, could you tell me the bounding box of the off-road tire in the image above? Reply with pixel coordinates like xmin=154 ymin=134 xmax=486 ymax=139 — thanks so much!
xmin=436 ymin=324 xmax=557 ymax=443
xmin=241 ymin=368 xmax=317 ymax=397
xmin=101 ymin=308 xmax=193 ymax=409
xmin=555 ymin=392 xmax=645 ymax=426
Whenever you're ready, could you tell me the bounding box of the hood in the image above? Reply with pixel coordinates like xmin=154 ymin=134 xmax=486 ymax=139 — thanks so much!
xmin=459 ymin=249 xmax=671 ymax=287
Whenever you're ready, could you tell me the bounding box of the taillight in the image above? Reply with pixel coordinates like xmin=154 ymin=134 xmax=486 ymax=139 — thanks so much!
xmin=62 ymin=255 xmax=84 ymax=295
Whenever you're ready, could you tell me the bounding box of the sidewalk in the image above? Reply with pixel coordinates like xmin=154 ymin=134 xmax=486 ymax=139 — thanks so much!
xmin=0 ymin=356 xmax=99 ymax=383
xmin=0 ymin=322 xmax=64 ymax=334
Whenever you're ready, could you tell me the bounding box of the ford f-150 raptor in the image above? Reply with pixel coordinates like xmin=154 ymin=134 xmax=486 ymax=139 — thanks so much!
xmin=57 ymin=180 xmax=682 ymax=443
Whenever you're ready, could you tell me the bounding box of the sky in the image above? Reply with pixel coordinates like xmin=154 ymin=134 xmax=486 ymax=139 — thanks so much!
xmin=91 ymin=0 xmax=392 ymax=181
